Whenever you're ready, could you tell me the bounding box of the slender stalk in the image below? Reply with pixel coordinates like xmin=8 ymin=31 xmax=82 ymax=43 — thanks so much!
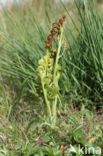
xmin=52 ymin=27 xmax=64 ymax=127
xmin=53 ymin=27 xmax=63 ymax=81
xmin=41 ymin=78 xmax=52 ymax=117
xmin=52 ymin=96 xmax=57 ymax=128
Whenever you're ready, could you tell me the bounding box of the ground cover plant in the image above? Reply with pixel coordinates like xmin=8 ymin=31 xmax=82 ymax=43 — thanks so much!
xmin=0 ymin=0 xmax=103 ymax=155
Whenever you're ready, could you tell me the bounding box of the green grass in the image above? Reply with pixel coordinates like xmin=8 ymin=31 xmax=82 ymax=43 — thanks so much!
xmin=59 ymin=0 xmax=103 ymax=108
xmin=0 ymin=100 xmax=103 ymax=155
xmin=1 ymin=0 xmax=103 ymax=107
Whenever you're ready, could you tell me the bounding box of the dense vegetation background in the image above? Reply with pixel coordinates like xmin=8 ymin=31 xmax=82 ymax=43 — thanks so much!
xmin=0 ymin=0 xmax=103 ymax=155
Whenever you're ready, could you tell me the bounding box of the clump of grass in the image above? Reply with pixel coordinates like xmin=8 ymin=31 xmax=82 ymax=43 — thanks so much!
xmin=0 ymin=0 xmax=103 ymax=109
xmin=61 ymin=0 xmax=103 ymax=107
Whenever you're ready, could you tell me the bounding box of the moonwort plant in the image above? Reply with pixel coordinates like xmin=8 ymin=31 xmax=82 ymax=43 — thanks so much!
xmin=37 ymin=15 xmax=66 ymax=127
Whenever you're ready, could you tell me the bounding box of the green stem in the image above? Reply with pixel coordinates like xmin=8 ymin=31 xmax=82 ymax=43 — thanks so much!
xmin=53 ymin=27 xmax=63 ymax=81
xmin=52 ymin=96 xmax=57 ymax=128
xmin=41 ymin=78 xmax=52 ymax=117
xmin=52 ymin=27 xmax=64 ymax=127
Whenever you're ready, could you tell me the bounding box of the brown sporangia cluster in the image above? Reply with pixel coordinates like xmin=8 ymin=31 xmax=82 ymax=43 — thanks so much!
xmin=44 ymin=14 xmax=66 ymax=53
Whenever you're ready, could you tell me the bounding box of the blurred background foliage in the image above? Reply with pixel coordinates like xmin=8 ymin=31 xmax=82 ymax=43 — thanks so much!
xmin=0 ymin=0 xmax=103 ymax=108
